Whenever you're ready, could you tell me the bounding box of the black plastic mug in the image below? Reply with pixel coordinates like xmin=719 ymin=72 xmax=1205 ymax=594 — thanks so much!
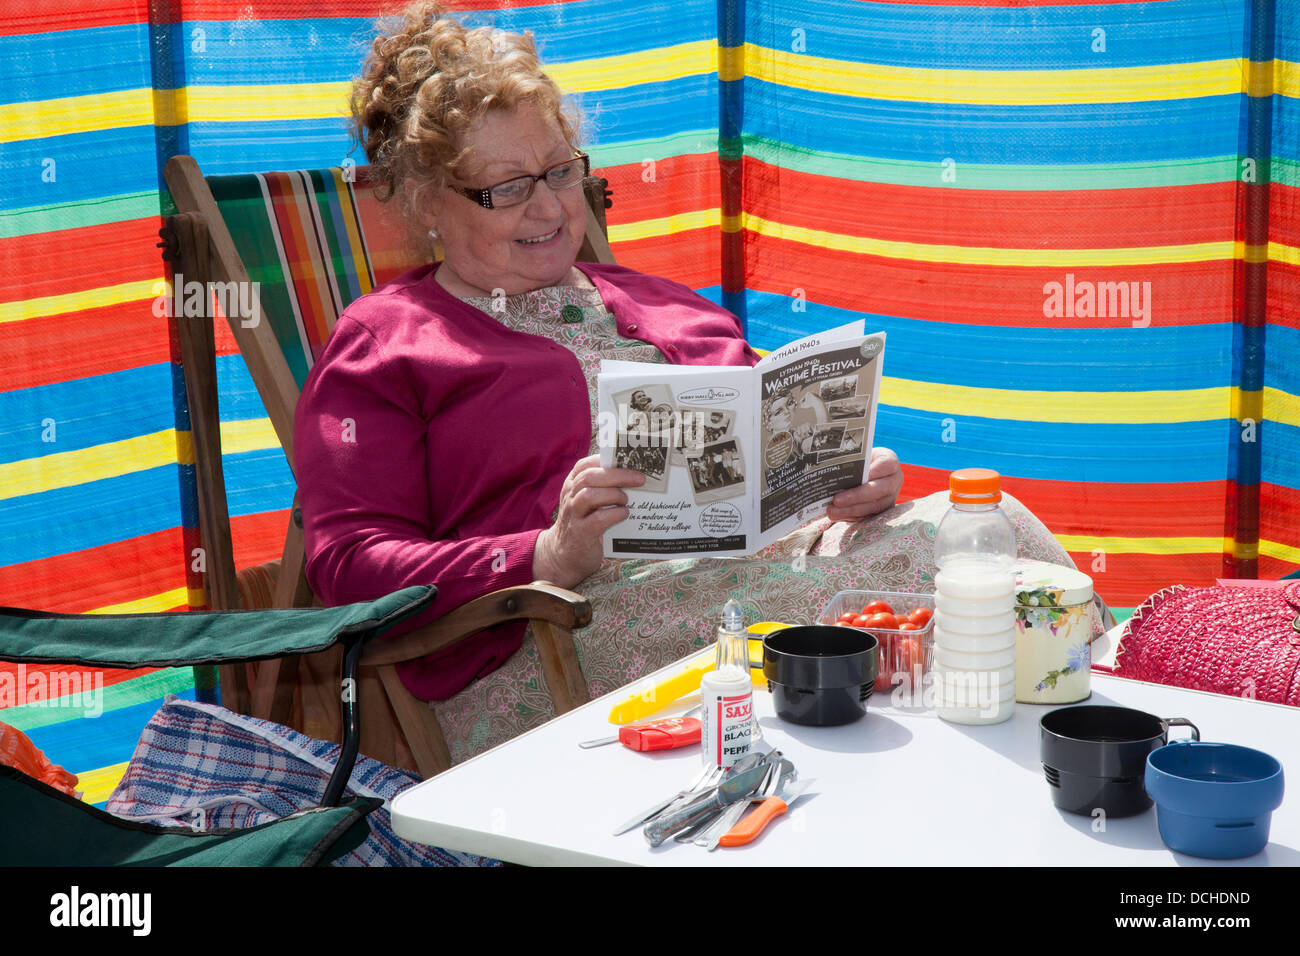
xmin=762 ymin=625 xmax=878 ymax=726
xmin=1039 ymin=705 xmax=1200 ymax=817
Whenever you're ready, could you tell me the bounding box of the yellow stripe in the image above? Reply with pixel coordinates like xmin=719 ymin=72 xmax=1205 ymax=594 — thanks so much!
xmin=89 ymin=587 xmax=191 ymax=616
xmin=1261 ymin=539 xmax=1300 ymax=564
xmin=187 ymin=587 xmax=208 ymax=608
xmin=608 ymin=208 xmax=718 ymax=243
xmin=1276 ymin=59 xmax=1300 ymax=99
xmin=548 ymin=40 xmax=716 ymax=92
xmin=745 ymin=46 xmax=1246 ymax=104
xmin=1055 ymin=534 xmax=1228 ymax=555
xmin=1 ymin=89 xmax=153 ymax=142
xmin=1264 ymin=387 xmax=1300 ymax=428
xmin=0 ymin=430 xmax=179 ymax=500
xmin=743 ymin=212 xmax=1239 ymax=266
xmin=1271 ymin=241 xmax=1300 ymax=266
xmin=720 ymin=213 xmax=742 ymax=233
xmin=8 ymin=55 xmax=1298 ymax=146
xmin=0 ymin=279 xmax=161 ymax=324
xmin=882 ymin=378 xmax=1229 ymax=424
xmin=76 ymin=762 xmax=131 ymax=806
xmin=164 ymin=82 xmax=352 ymax=123
xmin=335 ymin=169 xmax=374 ymax=297
xmin=220 ymin=418 xmax=281 ymax=456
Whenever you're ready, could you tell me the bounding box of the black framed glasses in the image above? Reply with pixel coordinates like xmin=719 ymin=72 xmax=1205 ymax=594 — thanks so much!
xmin=450 ymin=153 xmax=590 ymax=210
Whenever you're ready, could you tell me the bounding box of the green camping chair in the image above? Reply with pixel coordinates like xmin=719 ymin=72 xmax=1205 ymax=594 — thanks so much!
xmin=0 ymin=585 xmax=434 ymax=866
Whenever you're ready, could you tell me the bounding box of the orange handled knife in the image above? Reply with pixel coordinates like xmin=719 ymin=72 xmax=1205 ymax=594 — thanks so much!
xmin=719 ymin=778 xmax=814 ymax=847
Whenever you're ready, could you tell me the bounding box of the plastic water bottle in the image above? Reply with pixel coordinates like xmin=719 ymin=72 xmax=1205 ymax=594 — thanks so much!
xmin=932 ymin=469 xmax=1018 ymax=725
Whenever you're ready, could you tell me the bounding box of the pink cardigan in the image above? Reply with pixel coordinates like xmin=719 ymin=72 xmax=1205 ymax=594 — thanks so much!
xmin=294 ymin=261 xmax=759 ymax=701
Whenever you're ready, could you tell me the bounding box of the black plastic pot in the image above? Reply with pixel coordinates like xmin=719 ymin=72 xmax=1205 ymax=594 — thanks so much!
xmin=762 ymin=626 xmax=878 ymax=726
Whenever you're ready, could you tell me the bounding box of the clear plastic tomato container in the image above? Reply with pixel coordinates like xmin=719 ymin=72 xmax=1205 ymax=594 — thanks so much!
xmin=816 ymin=590 xmax=935 ymax=694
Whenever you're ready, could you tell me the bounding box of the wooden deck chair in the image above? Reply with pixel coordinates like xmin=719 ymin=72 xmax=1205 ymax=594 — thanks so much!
xmin=161 ymin=154 xmax=616 ymax=778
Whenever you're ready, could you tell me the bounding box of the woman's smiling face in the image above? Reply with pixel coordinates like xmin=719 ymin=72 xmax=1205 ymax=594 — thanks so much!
xmin=426 ymin=103 xmax=588 ymax=297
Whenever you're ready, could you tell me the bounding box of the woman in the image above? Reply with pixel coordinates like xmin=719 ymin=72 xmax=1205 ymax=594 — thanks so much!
xmin=294 ymin=2 xmax=1071 ymax=763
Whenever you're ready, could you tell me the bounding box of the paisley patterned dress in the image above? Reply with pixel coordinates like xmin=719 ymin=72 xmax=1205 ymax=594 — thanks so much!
xmin=428 ymin=284 xmax=1072 ymax=763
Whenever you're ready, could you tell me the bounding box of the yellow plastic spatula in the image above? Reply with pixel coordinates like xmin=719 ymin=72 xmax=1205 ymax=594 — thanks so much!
xmin=606 ymin=622 xmax=792 ymax=724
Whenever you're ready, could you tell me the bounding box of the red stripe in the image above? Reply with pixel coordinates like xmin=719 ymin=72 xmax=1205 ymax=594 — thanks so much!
xmin=0 ymin=218 xmax=163 ymax=304
xmin=0 ymin=661 xmax=156 ymax=692
xmin=229 ymin=510 xmax=293 ymax=571
xmin=744 ymin=158 xmax=1240 ymax=249
xmin=0 ymin=0 xmax=574 ymax=34
xmin=610 ymin=230 xmax=720 ymax=290
xmin=0 ymin=2 xmax=143 ymax=35
xmin=0 ymin=298 xmax=171 ymax=393
xmin=745 ymin=233 xmax=1237 ymax=328
xmin=1267 ymin=262 xmax=1300 ymax=330
xmin=601 ymin=154 xmax=720 ymax=224
xmin=0 ymin=528 xmax=188 ymax=613
xmin=897 ymin=465 xmax=1230 ymax=539
xmin=1063 ymin=551 xmax=1225 ymax=607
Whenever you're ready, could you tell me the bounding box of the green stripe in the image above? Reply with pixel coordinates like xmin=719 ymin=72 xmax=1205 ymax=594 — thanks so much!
xmin=0 ymin=667 xmax=195 ymax=732
xmin=588 ymin=130 xmax=719 ymax=169
xmin=744 ymin=135 xmax=1241 ymax=191
xmin=1272 ymin=157 xmax=1300 ymax=189
xmin=0 ymin=191 xmax=162 ymax=239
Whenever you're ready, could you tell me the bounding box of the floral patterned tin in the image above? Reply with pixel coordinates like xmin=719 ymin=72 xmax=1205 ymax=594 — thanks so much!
xmin=1014 ymin=560 xmax=1096 ymax=704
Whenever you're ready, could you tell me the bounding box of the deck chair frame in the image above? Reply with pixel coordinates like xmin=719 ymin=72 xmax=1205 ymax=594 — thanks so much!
xmin=161 ymin=154 xmax=615 ymax=777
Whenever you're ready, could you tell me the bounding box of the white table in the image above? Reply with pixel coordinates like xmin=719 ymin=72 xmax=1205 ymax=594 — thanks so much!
xmin=391 ymin=652 xmax=1300 ymax=866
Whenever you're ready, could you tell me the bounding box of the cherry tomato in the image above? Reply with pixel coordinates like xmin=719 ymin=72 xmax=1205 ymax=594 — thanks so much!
xmin=852 ymin=614 xmax=872 ymax=628
xmin=908 ymin=607 xmax=933 ymax=628
xmin=836 ymin=613 xmax=857 ymax=625
xmin=897 ymin=637 xmax=926 ymax=678
xmin=897 ymin=621 xmax=921 ymax=631
xmin=861 ymin=600 xmax=894 ymax=617
xmin=863 ymin=612 xmax=899 ymax=631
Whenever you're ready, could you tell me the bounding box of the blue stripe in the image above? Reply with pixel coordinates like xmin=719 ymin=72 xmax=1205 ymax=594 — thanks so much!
xmin=0 ymin=469 xmax=182 ymax=565
xmin=744 ymin=82 xmax=1246 ymax=164
xmin=1262 ymin=420 xmax=1299 ymax=486
xmin=0 ymin=23 xmax=151 ymax=105
xmin=0 ymin=127 xmax=162 ymax=209
xmin=1265 ymin=325 xmax=1300 ymax=395
xmin=744 ymin=0 xmax=1246 ymax=69
xmin=222 ymin=450 xmax=296 ymax=518
xmin=20 ymin=686 xmax=196 ymax=797
xmin=0 ymin=365 xmax=174 ymax=466
xmin=744 ymin=291 xmax=1234 ymax=392
xmin=882 ymin=408 xmax=1229 ymax=483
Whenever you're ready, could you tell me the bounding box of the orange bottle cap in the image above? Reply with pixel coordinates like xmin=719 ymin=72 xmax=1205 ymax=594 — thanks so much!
xmin=949 ymin=468 xmax=1002 ymax=504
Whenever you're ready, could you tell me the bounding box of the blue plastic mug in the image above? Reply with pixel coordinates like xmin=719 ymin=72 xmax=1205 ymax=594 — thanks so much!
xmin=1145 ymin=741 xmax=1284 ymax=859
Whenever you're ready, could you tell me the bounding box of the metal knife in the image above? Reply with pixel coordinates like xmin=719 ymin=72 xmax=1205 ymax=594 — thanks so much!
xmin=644 ymin=763 xmax=769 ymax=847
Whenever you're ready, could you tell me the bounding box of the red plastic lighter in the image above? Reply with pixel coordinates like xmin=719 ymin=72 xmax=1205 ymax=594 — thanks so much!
xmin=619 ymin=716 xmax=702 ymax=751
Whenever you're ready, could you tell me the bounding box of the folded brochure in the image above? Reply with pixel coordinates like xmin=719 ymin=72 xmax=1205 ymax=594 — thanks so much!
xmin=597 ymin=320 xmax=884 ymax=559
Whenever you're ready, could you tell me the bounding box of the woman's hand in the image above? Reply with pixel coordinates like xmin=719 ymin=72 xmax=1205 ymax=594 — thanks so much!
xmin=533 ymin=455 xmax=645 ymax=589
xmin=825 ymin=447 xmax=903 ymax=522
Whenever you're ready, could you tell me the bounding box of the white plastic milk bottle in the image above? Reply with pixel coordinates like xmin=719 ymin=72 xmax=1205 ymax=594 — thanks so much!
xmin=932 ymin=469 xmax=1018 ymax=725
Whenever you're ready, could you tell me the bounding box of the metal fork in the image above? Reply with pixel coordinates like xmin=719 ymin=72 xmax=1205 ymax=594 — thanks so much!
xmin=611 ymin=763 xmax=723 ymax=836
xmin=698 ymin=755 xmax=794 ymax=850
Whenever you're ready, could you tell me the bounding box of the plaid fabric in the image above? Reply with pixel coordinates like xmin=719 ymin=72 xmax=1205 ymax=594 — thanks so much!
xmin=106 ymin=696 xmax=499 ymax=867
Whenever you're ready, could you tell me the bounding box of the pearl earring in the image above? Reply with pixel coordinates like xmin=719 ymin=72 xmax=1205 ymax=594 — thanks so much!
xmin=428 ymin=227 xmax=439 ymax=240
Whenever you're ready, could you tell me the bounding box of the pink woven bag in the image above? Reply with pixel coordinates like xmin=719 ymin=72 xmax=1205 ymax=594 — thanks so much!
xmin=1113 ymin=581 xmax=1300 ymax=706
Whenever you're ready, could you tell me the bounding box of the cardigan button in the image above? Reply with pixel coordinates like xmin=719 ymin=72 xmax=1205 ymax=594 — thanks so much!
xmin=666 ymin=344 xmax=678 ymax=354
xmin=626 ymin=323 xmax=638 ymax=333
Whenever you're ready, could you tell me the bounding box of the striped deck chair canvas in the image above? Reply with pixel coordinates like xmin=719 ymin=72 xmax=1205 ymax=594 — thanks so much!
xmin=205 ymin=166 xmax=418 ymax=391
